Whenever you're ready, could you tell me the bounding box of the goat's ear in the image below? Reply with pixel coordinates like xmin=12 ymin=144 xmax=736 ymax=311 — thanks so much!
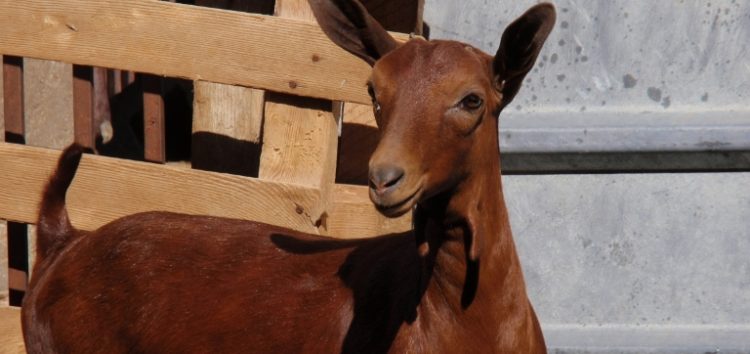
xmin=309 ymin=0 xmax=399 ymax=66
xmin=493 ymin=3 xmax=556 ymax=106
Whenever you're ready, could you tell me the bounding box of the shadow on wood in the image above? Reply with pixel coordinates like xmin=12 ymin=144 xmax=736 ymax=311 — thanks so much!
xmin=191 ymin=131 xmax=261 ymax=177
xmin=337 ymin=122 xmax=379 ymax=185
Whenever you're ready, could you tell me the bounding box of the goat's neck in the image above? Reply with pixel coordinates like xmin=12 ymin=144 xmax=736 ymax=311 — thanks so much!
xmin=415 ymin=141 xmax=529 ymax=329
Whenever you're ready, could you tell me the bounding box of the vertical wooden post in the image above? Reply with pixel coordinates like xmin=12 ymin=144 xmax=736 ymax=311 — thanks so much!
xmin=191 ymin=0 xmax=274 ymax=177
xmin=192 ymin=81 xmax=265 ymax=176
xmin=2 ymin=56 xmax=28 ymax=307
xmin=258 ymin=0 xmax=339 ymax=232
xmin=73 ymin=65 xmax=96 ymax=149
xmin=92 ymin=67 xmax=112 ymax=144
xmin=141 ymin=74 xmax=166 ymax=163
xmin=3 ymin=56 xmax=24 ymax=144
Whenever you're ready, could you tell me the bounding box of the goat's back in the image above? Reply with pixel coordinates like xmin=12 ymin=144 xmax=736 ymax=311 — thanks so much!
xmin=22 ymin=211 xmax=371 ymax=353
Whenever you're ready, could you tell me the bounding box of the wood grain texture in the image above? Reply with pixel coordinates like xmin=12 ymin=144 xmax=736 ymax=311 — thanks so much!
xmin=141 ymin=75 xmax=166 ymax=163
xmin=191 ymin=81 xmax=265 ymax=176
xmin=193 ymin=81 xmax=264 ymax=143
xmin=258 ymin=0 xmax=340 ymax=232
xmin=328 ymin=184 xmax=411 ymax=238
xmin=274 ymin=0 xmax=315 ymax=22
xmin=0 ymin=143 xmax=410 ymax=237
xmin=0 ymin=142 xmax=321 ymax=234
xmin=258 ymin=94 xmax=338 ymax=230
xmin=0 ymin=0 xmax=410 ymax=104
xmin=259 ymin=95 xmax=338 ymax=187
xmin=0 ymin=306 xmax=24 ymax=354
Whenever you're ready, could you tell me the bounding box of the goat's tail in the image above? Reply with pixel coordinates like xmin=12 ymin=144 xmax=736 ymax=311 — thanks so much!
xmin=36 ymin=144 xmax=85 ymax=263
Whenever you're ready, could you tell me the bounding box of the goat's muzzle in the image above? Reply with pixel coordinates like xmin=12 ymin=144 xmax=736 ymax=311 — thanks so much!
xmin=369 ymin=164 xmax=420 ymax=217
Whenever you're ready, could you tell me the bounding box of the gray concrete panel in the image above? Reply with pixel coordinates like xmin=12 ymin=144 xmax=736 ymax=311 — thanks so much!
xmin=504 ymin=172 xmax=750 ymax=352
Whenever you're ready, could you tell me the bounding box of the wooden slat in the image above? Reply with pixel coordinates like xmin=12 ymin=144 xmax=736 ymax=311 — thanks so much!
xmin=192 ymin=81 xmax=264 ymax=176
xmin=259 ymin=94 xmax=338 ymax=188
xmin=72 ymin=65 xmax=95 ymax=148
xmin=2 ymin=56 xmax=23 ymax=143
xmin=257 ymin=0 xmax=340 ymax=232
xmin=141 ymin=75 xmax=165 ymax=163
xmin=93 ymin=67 xmax=111 ymax=144
xmin=0 ymin=0 xmax=408 ymax=104
xmin=274 ymin=0 xmax=315 ymax=21
xmin=328 ymin=184 xmax=410 ymax=238
xmin=258 ymin=94 xmax=338 ymax=232
xmin=0 ymin=142 xmax=320 ymax=234
xmin=193 ymin=81 xmax=264 ymax=144
xmin=0 ymin=143 xmax=411 ymax=238
xmin=190 ymin=1 xmax=270 ymax=177
xmin=0 ymin=306 xmax=23 ymax=354
xmin=1 ymin=56 xmax=27 ymax=307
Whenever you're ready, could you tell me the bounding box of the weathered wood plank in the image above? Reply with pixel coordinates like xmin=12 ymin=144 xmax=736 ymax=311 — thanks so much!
xmin=258 ymin=94 xmax=338 ymax=188
xmin=141 ymin=75 xmax=165 ymax=163
xmin=2 ymin=56 xmax=23 ymax=143
xmin=274 ymin=0 xmax=315 ymax=22
xmin=193 ymin=81 xmax=264 ymax=144
xmin=0 ymin=0 xmax=407 ymax=104
xmin=327 ymin=184 xmax=411 ymax=238
xmin=72 ymin=65 xmax=95 ymax=148
xmin=258 ymin=0 xmax=340 ymax=232
xmin=0 ymin=143 xmax=410 ymax=237
xmin=192 ymin=81 xmax=265 ymax=176
xmin=0 ymin=142 xmax=321 ymax=234
xmin=1 ymin=56 xmax=27 ymax=306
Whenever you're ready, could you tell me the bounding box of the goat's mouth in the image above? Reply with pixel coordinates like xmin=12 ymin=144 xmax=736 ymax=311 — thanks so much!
xmin=373 ymin=187 xmax=421 ymax=217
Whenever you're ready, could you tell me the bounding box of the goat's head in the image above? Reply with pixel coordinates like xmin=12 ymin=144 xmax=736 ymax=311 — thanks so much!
xmin=311 ymin=0 xmax=555 ymax=217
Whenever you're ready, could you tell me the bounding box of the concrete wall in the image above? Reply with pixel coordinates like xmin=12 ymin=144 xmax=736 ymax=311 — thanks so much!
xmin=425 ymin=0 xmax=750 ymax=114
xmin=506 ymin=173 xmax=750 ymax=353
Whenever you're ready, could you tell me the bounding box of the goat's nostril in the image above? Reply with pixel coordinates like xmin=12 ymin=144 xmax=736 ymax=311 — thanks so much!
xmin=369 ymin=165 xmax=405 ymax=193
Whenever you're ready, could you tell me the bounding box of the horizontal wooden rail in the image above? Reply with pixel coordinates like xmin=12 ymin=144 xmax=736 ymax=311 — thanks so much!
xmin=0 ymin=143 xmax=410 ymax=237
xmin=0 ymin=0 xmax=408 ymax=105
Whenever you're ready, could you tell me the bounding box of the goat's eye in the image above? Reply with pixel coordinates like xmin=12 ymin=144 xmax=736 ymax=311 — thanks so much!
xmin=460 ymin=94 xmax=483 ymax=110
xmin=367 ymin=84 xmax=382 ymax=114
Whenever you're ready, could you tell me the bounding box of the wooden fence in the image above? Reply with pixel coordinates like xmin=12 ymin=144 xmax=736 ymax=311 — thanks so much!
xmin=0 ymin=0 xmax=423 ymax=328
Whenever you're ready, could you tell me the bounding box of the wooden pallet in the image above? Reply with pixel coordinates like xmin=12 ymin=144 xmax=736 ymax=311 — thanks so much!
xmin=0 ymin=0 xmax=423 ymax=348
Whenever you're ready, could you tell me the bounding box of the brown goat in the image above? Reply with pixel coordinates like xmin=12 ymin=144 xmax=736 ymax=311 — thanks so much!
xmin=22 ymin=1 xmax=555 ymax=352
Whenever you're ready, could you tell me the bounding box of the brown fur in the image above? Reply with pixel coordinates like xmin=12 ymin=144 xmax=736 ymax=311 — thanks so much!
xmin=22 ymin=1 xmax=555 ymax=353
